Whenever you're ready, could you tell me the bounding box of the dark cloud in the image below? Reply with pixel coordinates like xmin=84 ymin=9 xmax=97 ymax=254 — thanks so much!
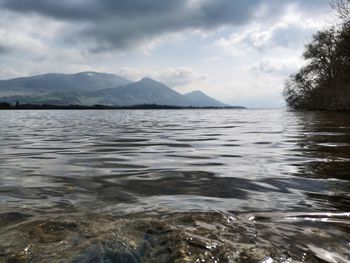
xmin=0 ymin=0 xmax=330 ymax=51
xmin=0 ymin=45 xmax=10 ymax=54
xmin=0 ymin=0 xmax=183 ymax=20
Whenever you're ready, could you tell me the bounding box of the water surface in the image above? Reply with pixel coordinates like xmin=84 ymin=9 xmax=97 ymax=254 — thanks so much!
xmin=0 ymin=110 xmax=349 ymax=262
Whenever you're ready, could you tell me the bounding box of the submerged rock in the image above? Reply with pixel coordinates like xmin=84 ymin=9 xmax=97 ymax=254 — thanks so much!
xmin=0 ymin=212 xmax=32 ymax=228
xmin=0 ymin=211 xmax=349 ymax=262
xmin=28 ymin=221 xmax=78 ymax=243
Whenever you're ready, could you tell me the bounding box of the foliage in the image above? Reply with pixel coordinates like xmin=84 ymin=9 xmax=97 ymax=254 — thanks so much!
xmin=284 ymin=0 xmax=350 ymax=110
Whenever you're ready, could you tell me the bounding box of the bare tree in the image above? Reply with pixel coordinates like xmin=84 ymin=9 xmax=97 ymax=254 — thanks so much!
xmin=332 ymin=0 xmax=350 ymax=23
xmin=284 ymin=0 xmax=350 ymax=110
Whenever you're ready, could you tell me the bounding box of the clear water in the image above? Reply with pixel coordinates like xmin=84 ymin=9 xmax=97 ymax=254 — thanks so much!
xmin=0 ymin=109 xmax=349 ymax=262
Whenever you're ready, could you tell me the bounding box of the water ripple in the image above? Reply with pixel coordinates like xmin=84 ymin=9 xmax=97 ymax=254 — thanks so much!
xmin=0 ymin=109 xmax=350 ymax=262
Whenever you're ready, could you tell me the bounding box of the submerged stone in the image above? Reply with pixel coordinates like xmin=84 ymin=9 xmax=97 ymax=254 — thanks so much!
xmin=28 ymin=221 xmax=78 ymax=243
xmin=0 ymin=212 xmax=32 ymax=228
xmin=0 ymin=211 xmax=349 ymax=262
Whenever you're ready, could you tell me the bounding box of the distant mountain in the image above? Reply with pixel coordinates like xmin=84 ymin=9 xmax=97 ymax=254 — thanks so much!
xmin=0 ymin=72 xmax=131 ymax=105
xmin=0 ymin=72 xmax=131 ymax=97
xmin=0 ymin=72 xmax=240 ymax=108
xmin=184 ymin=90 xmax=227 ymax=107
xmin=91 ymin=78 xmax=194 ymax=106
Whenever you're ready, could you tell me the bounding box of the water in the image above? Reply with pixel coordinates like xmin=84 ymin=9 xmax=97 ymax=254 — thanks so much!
xmin=0 ymin=109 xmax=349 ymax=263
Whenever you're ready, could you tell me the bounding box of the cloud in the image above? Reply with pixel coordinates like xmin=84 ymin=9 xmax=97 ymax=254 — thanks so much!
xmin=118 ymin=67 xmax=205 ymax=88
xmin=250 ymin=58 xmax=301 ymax=76
xmin=216 ymin=26 xmax=309 ymax=55
xmin=0 ymin=0 xmax=332 ymax=108
xmin=0 ymin=45 xmax=9 ymax=54
xmin=157 ymin=68 xmax=206 ymax=87
xmin=0 ymin=66 xmax=17 ymax=79
xmin=0 ymin=0 xmax=330 ymax=52
xmin=215 ymin=5 xmax=325 ymax=56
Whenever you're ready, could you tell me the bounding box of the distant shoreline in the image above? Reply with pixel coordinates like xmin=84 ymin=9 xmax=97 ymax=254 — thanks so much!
xmin=0 ymin=103 xmax=246 ymax=110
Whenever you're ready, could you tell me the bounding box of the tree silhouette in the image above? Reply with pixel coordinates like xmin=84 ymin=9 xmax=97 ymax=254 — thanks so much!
xmin=284 ymin=0 xmax=350 ymax=110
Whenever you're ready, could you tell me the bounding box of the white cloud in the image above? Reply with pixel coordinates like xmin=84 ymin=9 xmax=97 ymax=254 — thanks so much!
xmin=0 ymin=11 xmax=66 ymax=55
xmin=215 ymin=5 xmax=325 ymax=56
xmin=117 ymin=68 xmax=144 ymax=81
xmin=250 ymin=57 xmax=302 ymax=76
xmin=118 ymin=67 xmax=205 ymax=88
xmin=157 ymin=68 xmax=206 ymax=87
xmin=0 ymin=66 xmax=17 ymax=80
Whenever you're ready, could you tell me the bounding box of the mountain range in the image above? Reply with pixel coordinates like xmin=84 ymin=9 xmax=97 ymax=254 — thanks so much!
xmin=0 ymin=72 xmax=238 ymax=108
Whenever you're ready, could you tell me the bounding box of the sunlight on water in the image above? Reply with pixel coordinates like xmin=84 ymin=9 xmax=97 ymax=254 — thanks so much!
xmin=0 ymin=109 xmax=350 ymax=262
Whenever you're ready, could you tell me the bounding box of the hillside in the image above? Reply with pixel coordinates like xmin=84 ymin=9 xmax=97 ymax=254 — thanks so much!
xmin=0 ymin=72 xmax=236 ymax=108
xmin=184 ymin=90 xmax=227 ymax=107
xmin=0 ymin=72 xmax=131 ymax=97
xmin=90 ymin=78 xmax=194 ymax=106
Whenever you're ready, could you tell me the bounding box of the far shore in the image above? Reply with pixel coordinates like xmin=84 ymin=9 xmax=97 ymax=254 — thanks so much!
xmin=0 ymin=103 xmax=246 ymax=110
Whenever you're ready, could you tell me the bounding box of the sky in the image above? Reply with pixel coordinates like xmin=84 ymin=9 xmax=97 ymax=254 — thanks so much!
xmin=0 ymin=0 xmax=333 ymax=108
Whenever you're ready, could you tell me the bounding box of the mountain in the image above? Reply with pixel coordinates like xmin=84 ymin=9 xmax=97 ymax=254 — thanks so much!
xmin=0 ymin=72 xmax=237 ymax=108
xmin=0 ymin=72 xmax=131 ymax=97
xmin=184 ymin=90 xmax=227 ymax=107
xmin=90 ymin=78 xmax=194 ymax=106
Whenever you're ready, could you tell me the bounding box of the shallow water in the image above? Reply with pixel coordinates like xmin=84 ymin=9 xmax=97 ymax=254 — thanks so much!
xmin=0 ymin=109 xmax=349 ymax=262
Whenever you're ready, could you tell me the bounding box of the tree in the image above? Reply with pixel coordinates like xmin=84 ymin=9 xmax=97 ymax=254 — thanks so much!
xmin=0 ymin=102 xmax=11 ymax=109
xmin=284 ymin=0 xmax=350 ymax=110
xmin=332 ymin=0 xmax=350 ymax=23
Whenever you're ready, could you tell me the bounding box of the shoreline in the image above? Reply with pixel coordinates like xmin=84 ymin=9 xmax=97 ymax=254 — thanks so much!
xmin=0 ymin=103 xmax=246 ymax=110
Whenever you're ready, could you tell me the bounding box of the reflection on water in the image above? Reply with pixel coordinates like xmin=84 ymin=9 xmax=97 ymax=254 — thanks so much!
xmin=0 ymin=109 xmax=350 ymax=262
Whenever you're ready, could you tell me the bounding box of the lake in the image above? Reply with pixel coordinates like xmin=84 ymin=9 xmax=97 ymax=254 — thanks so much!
xmin=0 ymin=109 xmax=349 ymax=262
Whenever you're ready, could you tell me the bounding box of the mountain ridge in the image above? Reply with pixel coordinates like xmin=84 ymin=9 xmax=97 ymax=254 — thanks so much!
xmin=0 ymin=72 xmax=131 ymax=96
xmin=0 ymin=72 xmax=240 ymax=108
xmin=90 ymin=77 xmax=194 ymax=106
xmin=184 ymin=90 xmax=228 ymax=107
